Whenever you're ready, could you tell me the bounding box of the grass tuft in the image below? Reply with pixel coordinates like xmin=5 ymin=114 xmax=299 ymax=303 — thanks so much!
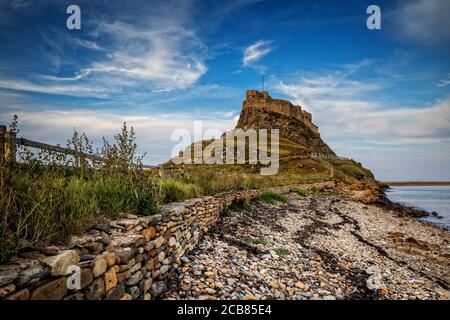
xmin=273 ymin=248 xmax=290 ymax=256
xmin=255 ymin=191 xmax=288 ymax=204
xmin=290 ymin=187 xmax=310 ymax=197
xmin=159 ymin=179 xmax=201 ymax=203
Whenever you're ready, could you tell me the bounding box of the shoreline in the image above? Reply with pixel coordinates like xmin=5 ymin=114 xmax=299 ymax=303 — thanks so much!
xmin=163 ymin=192 xmax=450 ymax=300
xmin=382 ymin=181 xmax=450 ymax=186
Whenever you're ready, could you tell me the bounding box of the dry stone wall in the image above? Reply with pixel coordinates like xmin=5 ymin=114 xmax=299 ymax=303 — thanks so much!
xmin=0 ymin=182 xmax=334 ymax=300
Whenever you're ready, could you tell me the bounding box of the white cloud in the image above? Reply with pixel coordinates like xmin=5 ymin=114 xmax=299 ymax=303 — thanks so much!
xmin=0 ymin=78 xmax=113 ymax=98
xmin=0 ymin=2 xmax=210 ymax=96
xmin=77 ymin=20 xmax=208 ymax=91
xmin=438 ymin=74 xmax=450 ymax=87
xmin=2 ymin=108 xmax=237 ymax=164
xmin=75 ymin=39 xmax=103 ymax=51
xmin=243 ymin=40 xmax=273 ymax=66
xmin=275 ymin=65 xmax=450 ymax=180
xmin=275 ymin=62 xmax=450 ymax=144
xmin=393 ymin=0 xmax=450 ymax=47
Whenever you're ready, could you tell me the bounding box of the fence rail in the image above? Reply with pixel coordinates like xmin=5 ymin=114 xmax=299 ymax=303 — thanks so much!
xmin=0 ymin=124 xmax=188 ymax=175
xmin=15 ymin=137 xmax=105 ymax=162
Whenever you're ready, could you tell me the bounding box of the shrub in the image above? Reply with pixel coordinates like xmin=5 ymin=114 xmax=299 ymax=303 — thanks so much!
xmin=255 ymin=191 xmax=288 ymax=204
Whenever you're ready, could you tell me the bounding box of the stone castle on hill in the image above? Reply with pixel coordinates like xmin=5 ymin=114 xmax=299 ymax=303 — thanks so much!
xmin=243 ymin=90 xmax=318 ymax=134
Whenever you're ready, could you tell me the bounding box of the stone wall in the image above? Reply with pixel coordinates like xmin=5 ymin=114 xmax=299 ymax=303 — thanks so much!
xmin=0 ymin=190 xmax=248 ymax=300
xmin=0 ymin=182 xmax=334 ymax=301
xmin=243 ymin=90 xmax=318 ymax=134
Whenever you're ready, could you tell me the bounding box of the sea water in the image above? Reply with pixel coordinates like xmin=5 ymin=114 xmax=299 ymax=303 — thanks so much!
xmin=386 ymin=186 xmax=450 ymax=230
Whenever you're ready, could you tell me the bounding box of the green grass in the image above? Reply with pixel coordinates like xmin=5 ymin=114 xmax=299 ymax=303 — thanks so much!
xmin=0 ymin=121 xmax=161 ymax=263
xmin=273 ymin=248 xmax=290 ymax=256
xmin=159 ymin=178 xmax=201 ymax=203
xmin=289 ymin=187 xmax=310 ymax=197
xmin=0 ymin=162 xmax=160 ymax=262
xmin=244 ymin=237 xmax=268 ymax=245
xmin=255 ymin=191 xmax=288 ymax=204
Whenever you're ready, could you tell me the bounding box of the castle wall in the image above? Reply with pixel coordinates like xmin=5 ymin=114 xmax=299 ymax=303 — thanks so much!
xmin=243 ymin=90 xmax=318 ymax=134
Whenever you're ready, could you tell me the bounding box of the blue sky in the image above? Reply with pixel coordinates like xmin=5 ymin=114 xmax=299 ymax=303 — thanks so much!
xmin=0 ymin=0 xmax=449 ymax=180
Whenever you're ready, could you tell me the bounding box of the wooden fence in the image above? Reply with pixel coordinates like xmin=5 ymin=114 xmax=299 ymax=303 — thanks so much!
xmin=0 ymin=124 xmax=194 ymax=177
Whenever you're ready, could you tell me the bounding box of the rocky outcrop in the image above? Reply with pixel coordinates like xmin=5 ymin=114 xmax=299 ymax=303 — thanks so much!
xmin=236 ymin=90 xmax=335 ymax=155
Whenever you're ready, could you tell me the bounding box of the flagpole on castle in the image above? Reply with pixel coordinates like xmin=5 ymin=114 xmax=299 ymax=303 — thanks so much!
xmin=262 ymin=74 xmax=265 ymax=92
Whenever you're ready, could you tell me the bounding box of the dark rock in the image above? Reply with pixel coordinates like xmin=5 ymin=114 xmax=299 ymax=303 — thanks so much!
xmin=85 ymin=242 xmax=104 ymax=254
xmin=38 ymin=246 xmax=60 ymax=255
xmin=150 ymin=280 xmax=167 ymax=298
xmin=5 ymin=288 xmax=30 ymax=300
xmin=0 ymin=283 xmax=16 ymax=298
xmin=105 ymin=284 xmax=125 ymax=300
xmin=20 ymin=251 xmax=46 ymax=259
xmin=0 ymin=269 xmax=19 ymax=287
xmin=79 ymin=254 xmax=97 ymax=262
xmin=116 ymin=248 xmax=134 ymax=264
xmin=79 ymin=269 xmax=94 ymax=290
xmin=15 ymin=262 xmax=50 ymax=287
xmin=30 ymin=278 xmax=67 ymax=300
xmin=91 ymin=219 xmax=111 ymax=234
xmin=431 ymin=211 xmax=443 ymax=219
xmin=126 ymin=285 xmax=140 ymax=300
xmin=135 ymin=254 xmax=144 ymax=263
xmin=64 ymin=292 xmax=84 ymax=300
xmin=84 ymin=278 xmax=105 ymax=300
xmin=126 ymin=271 xmax=143 ymax=286
xmin=100 ymin=232 xmax=112 ymax=245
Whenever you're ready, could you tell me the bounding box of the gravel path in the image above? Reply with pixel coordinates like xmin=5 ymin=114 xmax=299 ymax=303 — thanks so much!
xmin=163 ymin=193 xmax=450 ymax=300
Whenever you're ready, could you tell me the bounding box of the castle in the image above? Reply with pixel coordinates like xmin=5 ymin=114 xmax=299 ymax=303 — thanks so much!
xmin=243 ymin=90 xmax=319 ymax=134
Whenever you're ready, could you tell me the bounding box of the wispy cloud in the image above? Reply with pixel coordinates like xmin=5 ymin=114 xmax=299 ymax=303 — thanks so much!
xmin=438 ymin=74 xmax=450 ymax=87
xmin=275 ymin=62 xmax=450 ymax=144
xmin=76 ymin=20 xmax=209 ymax=91
xmin=75 ymin=39 xmax=103 ymax=51
xmin=0 ymin=77 xmax=113 ymax=98
xmin=243 ymin=40 xmax=273 ymax=67
xmin=0 ymin=1 xmax=210 ymax=96
xmin=391 ymin=0 xmax=450 ymax=48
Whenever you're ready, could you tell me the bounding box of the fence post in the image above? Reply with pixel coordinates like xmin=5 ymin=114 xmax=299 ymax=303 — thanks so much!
xmin=0 ymin=125 xmax=5 ymax=161
xmin=4 ymin=130 xmax=16 ymax=162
